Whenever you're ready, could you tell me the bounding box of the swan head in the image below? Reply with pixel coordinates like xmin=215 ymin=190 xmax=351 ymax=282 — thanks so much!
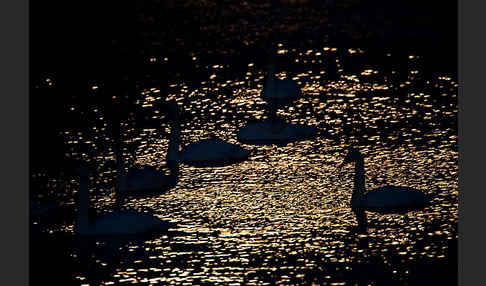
xmin=340 ymin=147 xmax=364 ymax=167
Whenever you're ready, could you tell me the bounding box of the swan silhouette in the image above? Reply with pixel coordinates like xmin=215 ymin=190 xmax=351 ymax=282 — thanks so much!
xmin=116 ymin=100 xmax=181 ymax=198
xmin=74 ymin=165 xmax=176 ymax=237
xmin=237 ymin=54 xmax=317 ymax=145
xmin=261 ymin=53 xmax=302 ymax=119
xmin=164 ymin=101 xmax=250 ymax=167
xmin=261 ymin=62 xmax=302 ymax=107
xmin=339 ymin=148 xmax=434 ymax=230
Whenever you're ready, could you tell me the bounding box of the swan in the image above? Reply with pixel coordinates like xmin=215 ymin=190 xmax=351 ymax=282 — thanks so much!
xmin=339 ymin=148 xmax=434 ymax=229
xmin=116 ymin=100 xmax=181 ymax=198
xmin=261 ymin=54 xmax=302 ymax=120
xmin=74 ymin=165 xmax=176 ymax=237
xmin=163 ymin=101 xmax=251 ymax=167
xmin=261 ymin=62 xmax=302 ymax=107
xmin=236 ymin=54 xmax=317 ymax=145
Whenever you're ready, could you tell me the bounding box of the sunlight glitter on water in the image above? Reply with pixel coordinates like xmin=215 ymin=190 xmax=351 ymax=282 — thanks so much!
xmin=33 ymin=44 xmax=457 ymax=285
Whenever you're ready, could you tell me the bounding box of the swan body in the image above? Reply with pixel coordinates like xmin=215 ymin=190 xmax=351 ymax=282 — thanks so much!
xmin=178 ymin=135 xmax=250 ymax=167
xmin=354 ymin=186 xmax=433 ymax=213
xmin=237 ymin=120 xmax=317 ymax=145
xmin=341 ymin=148 xmax=433 ymax=215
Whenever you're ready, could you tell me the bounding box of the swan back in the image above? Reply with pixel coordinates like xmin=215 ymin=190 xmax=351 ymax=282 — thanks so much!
xmin=360 ymin=186 xmax=433 ymax=213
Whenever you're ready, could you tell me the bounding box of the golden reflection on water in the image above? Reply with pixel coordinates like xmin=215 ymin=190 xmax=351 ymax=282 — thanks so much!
xmin=34 ymin=45 xmax=457 ymax=285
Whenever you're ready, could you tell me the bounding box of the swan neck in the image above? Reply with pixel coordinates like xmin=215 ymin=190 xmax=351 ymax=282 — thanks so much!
xmin=265 ymin=65 xmax=277 ymax=103
xmin=76 ymin=172 xmax=90 ymax=235
xmin=166 ymin=116 xmax=181 ymax=176
xmin=351 ymin=158 xmax=366 ymax=207
xmin=115 ymin=149 xmax=125 ymax=175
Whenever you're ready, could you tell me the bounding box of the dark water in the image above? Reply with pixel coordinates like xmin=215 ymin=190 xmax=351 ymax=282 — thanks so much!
xmin=30 ymin=1 xmax=457 ymax=285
